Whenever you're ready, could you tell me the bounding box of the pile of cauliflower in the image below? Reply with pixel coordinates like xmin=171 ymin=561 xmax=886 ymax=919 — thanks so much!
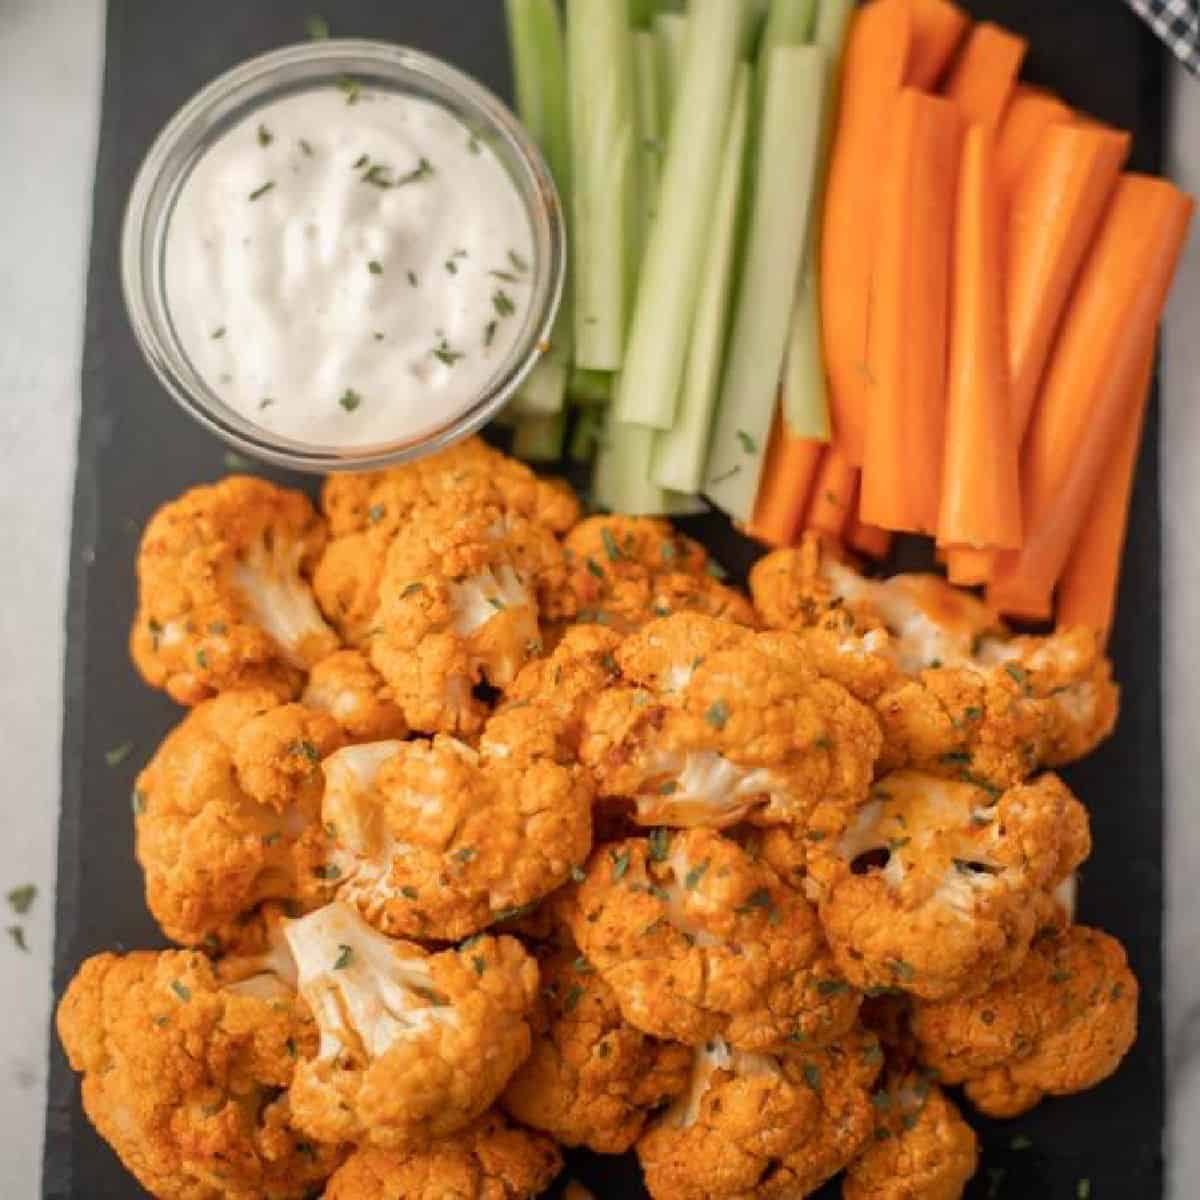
xmin=58 ymin=439 xmax=1136 ymax=1199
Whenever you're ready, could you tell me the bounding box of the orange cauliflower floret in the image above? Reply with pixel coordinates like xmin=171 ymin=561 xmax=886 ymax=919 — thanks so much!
xmin=302 ymin=650 xmax=408 ymax=741
xmin=749 ymin=537 xmax=1119 ymax=786
xmin=367 ymin=504 xmax=544 ymax=734
xmin=55 ymin=947 xmax=341 ymax=1200
xmin=284 ymin=901 xmax=538 ymax=1150
xmin=324 ymin=1112 xmax=561 ymax=1200
xmin=502 ymin=945 xmax=692 ymax=1152
xmin=842 ymin=1070 xmax=979 ymax=1200
xmin=579 ymin=614 xmax=881 ymax=827
xmin=806 ymin=770 xmax=1090 ymax=1001
xmin=131 ymin=477 xmax=339 ymax=705
xmin=637 ymin=1030 xmax=883 ymax=1200
xmin=134 ymin=688 xmax=344 ymax=945
xmin=910 ymin=925 xmax=1138 ymax=1118
xmin=315 ymin=439 xmax=578 ymax=644
xmin=568 ymin=829 xmax=859 ymax=1052
xmin=320 ymin=708 xmax=592 ymax=941
xmin=550 ymin=514 xmax=757 ymax=633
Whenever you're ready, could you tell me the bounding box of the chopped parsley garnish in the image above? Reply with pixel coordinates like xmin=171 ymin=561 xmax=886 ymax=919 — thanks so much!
xmin=290 ymin=740 xmax=321 ymax=764
xmin=887 ymin=836 xmax=911 ymax=852
xmin=333 ymin=944 xmax=353 ymax=970
xmin=285 ymin=1036 xmax=297 ymax=1056
xmin=259 ymin=398 xmax=275 ymax=410
xmin=573 ymin=956 xmax=595 ymax=974
xmin=816 ymin=978 xmax=851 ymax=996
xmin=493 ymin=290 xmax=516 ymax=318
xmin=170 ymin=980 xmax=191 ymax=1002
xmin=401 ymin=885 xmax=420 ymax=900
xmin=397 ymin=157 xmax=434 ymax=185
xmin=433 ymin=339 xmax=464 ymax=366
xmin=223 ymin=451 xmax=251 ymax=471
xmin=1011 ymin=1135 xmax=1033 ymax=1151
xmin=802 ymin=1063 xmax=822 ymax=1091
xmin=472 ymin=955 xmax=486 ymax=976
xmin=248 ymin=181 xmax=275 ymax=201
xmin=6 ymin=926 xmax=27 ymax=953
xmin=813 ymin=735 xmax=832 ymax=751
xmin=131 ymin=789 xmax=147 ymax=816
xmin=314 ymin=863 xmax=342 ymax=881
xmin=352 ymin=154 xmax=369 ymax=169
xmin=336 ymin=75 xmax=362 ymax=104
xmin=467 ymin=134 xmax=481 ymax=154
xmin=610 ymin=849 xmax=632 ymax=881
xmin=453 ymin=847 xmax=477 ymax=864
xmin=105 ymin=742 xmax=133 ymax=768
xmin=367 ymin=259 xmax=383 ymax=275
xmin=871 ymin=1090 xmax=892 ymax=1110
xmin=570 ymin=865 xmax=587 ymax=884
xmin=508 ymin=249 xmax=530 ymax=273
xmin=490 ymin=269 xmax=519 ymax=283
xmin=299 ymin=139 xmax=314 ymax=157
xmin=683 ymin=859 xmax=710 ymax=890
xmin=735 ymin=430 xmax=757 ymax=454
xmin=362 ymin=162 xmax=394 ymax=187
xmin=407 ymin=270 xmax=419 ymax=287
xmin=862 ymin=1042 xmax=884 ymax=1065
xmin=736 ymin=887 xmax=773 ymax=914
xmin=6 ymin=886 xmax=35 ymax=917
xmin=401 ymin=581 xmax=425 ymax=598
xmin=585 ymin=556 xmax=605 ymax=579
xmin=563 ymin=985 xmax=585 ymax=1013
xmin=600 ymin=527 xmax=622 ymax=562
xmin=657 ymin=780 xmax=678 ymax=796
xmin=210 ymin=326 xmax=226 ymax=339
xmin=805 ymin=829 xmax=827 ymax=842
xmin=487 ymin=596 xmax=506 ymax=611
xmin=493 ymin=902 xmax=537 ymax=922
xmin=705 ymin=559 xmax=728 ymax=580
xmin=339 ymin=388 xmax=362 ymax=412
xmin=1005 ymin=663 xmax=1031 ymax=691
xmin=305 ymin=14 xmax=330 ymax=39
xmin=704 ymin=700 xmax=729 ymax=730
xmin=368 ymin=503 xmax=386 ymax=524
xmin=262 ymin=831 xmax=281 ymax=846
xmin=889 ymin=959 xmax=916 ymax=982
xmin=257 ymin=124 xmax=273 ymax=147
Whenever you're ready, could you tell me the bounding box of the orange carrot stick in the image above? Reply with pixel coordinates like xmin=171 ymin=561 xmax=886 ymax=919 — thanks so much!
xmin=745 ymin=410 xmax=823 ymax=548
xmin=988 ymin=175 xmax=1193 ymax=620
xmin=821 ymin=0 xmax=914 ymax=466
xmin=1007 ymin=124 xmax=1131 ymax=439
xmin=906 ymin=0 xmax=970 ymax=89
xmin=848 ymin=512 xmax=894 ymax=560
xmin=943 ymin=22 xmax=1027 ymax=130
xmin=805 ymin=446 xmax=859 ymax=540
xmin=996 ymin=85 xmax=1074 ymax=194
xmin=938 ymin=124 xmax=1022 ymax=556
xmin=860 ymin=88 xmax=962 ymax=535
xmin=945 ymin=545 xmax=995 ymax=586
xmin=1056 ymin=343 xmax=1156 ymax=637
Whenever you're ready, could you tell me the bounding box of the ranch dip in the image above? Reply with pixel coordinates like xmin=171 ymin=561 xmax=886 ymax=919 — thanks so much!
xmin=165 ymin=85 xmax=536 ymax=447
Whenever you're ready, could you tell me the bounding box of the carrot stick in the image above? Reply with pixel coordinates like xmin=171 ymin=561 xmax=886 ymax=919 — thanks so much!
xmin=745 ymin=410 xmax=823 ymax=548
xmin=938 ymin=124 xmax=1022 ymax=558
xmin=847 ymin=511 xmax=894 ymax=560
xmin=945 ymin=545 xmax=995 ymax=586
xmin=906 ymin=0 xmax=970 ymax=89
xmin=996 ymin=85 xmax=1074 ymax=194
xmin=860 ymin=88 xmax=962 ymax=535
xmin=805 ymin=446 xmax=859 ymax=539
xmin=1056 ymin=343 xmax=1156 ymax=637
xmin=821 ymin=0 xmax=914 ymax=466
xmin=943 ymin=22 xmax=1027 ymax=130
xmin=1007 ymin=124 xmax=1131 ymax=439
xmin=988 ymin=175 xmax=1193 ymax=619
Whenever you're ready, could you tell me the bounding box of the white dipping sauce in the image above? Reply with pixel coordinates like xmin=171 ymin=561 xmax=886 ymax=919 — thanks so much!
xmin=165 ymin=87 xmax=536 ymax=447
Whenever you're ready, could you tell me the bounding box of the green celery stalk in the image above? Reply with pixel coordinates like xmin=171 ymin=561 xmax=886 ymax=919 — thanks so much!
xmin=780 ymin=0 xmax=854 ymax=438
xmin=704 ymin=44 xmax=827 ymax=521
xmin=653 ymin=12 xmax=688 ymax=131
xmin=593 ymin=417 xmax=704 ymax=515
xmin=567 ymin=368 xmax=613 ymax=405
xmin=567 ymin=0 xmax=638 ymax=370
xmin=512 ymin=411 xmax=566 ymax=461
xmin=612 ymin=0 xmax=746 ymax=428
xmin=652 ymin=65 xmax=752 ymax=494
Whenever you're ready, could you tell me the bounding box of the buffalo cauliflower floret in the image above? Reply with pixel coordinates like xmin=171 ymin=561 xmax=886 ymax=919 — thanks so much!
xmin=842 ymin=1071 xmax=979 ymax=1200
xmin=805 ymin=771 xmax=1090 ymax=1001
xmin=367 ymin=504 xmax=544 ymax=734
xmin=134 ymin=688 xmax=344 ymax=945
xmin=323 ymin=1112 xmax=561 ymax=1200
xmin=549 ymin=515 xmax=757 ymax=633
xmin=501 ymin=945 xmax=692 ymax=1152
xmin=131 ymin=477 xmax=339 ymax=705
xmin=637 ymin=1030 xmax=882 ymax=1200
xmin=284 ymin=901 xmax=538 ymax=1149
xmin=315 ymin=439 xmax=578 ymax=644
xmin=749 ymin=538 xmax=1119 ymax=786
xmin=320 ymin=711 xmax=591 ymax=941
xmin=579 ymin=614 xmax=881 ymax=827
xmin=55 ymin=947 xmax=340 ymax=1200
xmin=302 ymin=650 xmax=408 ymax=741
xmin=910 ymin=925 xmax=1138 ymax=1118
xmin=568 ymin=829 xmax=859 ymax=1052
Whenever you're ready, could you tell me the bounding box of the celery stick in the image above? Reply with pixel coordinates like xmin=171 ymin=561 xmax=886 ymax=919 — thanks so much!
xmin=654 ymin=12 xmax=688 ymax=130
xmin=652 ymin=66 xmax=751 ymax=494
xmin=512 ymin=411 xmax=566 ymax=462
xmin=612 ymin=0 xmax=746 ymax=428
xmin=567 ymin=0 xmax=638 ymax=370
xmin=704 ymin=45 xmax=827 ymax=521
xmin=781 ymin=0 xmax=854 ymax=438
xmin=567 ymin=368 xmax=613 ymax=405
xmin=593 ymin=418 xmax=704 ymax=515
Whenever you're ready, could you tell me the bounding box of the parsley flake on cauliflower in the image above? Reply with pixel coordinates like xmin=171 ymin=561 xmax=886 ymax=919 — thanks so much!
xmin=749 ymin=536 xmax=1119 ymax=787
xmin=910 ymin=925 xmax=1138 ymax=1117
xmin=842 ymin=1069 xmax=979 ymax=1200
xmin=134 ymin=688 xmax=344 ymax=946
xmin=320 ymin=708 xmax=592 ymax=941
xmin=637 ymin=1029 xmax=882 ymax=1200
xmin=284 ymin=901 xmax=538 ymax=1150
xmin=501 ymin=945 xmax=692 ymax=1153
xmin=579 ymin=613 xmax=881 ymax=828
xmin=567 ymin=829 xmax=859 ymax=1052
xmin=315 ymin=438 xmax=578 ymax=645
xmin=302 ymin=649 xmax=408 ymax=741
xmin=56 ymin=946 xmax=340 ymax=1200
xmin=805 ymin=770 xmax=1090 ymax=1001
xmin=131 ymin=477 xmax=339 ymax=705
xmin=323 ymin=1112 xmax=562 ymax=1200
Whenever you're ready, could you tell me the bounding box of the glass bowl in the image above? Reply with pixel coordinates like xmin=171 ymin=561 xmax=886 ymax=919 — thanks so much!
xmin=121 ymin=39 xmax=565 ymax=473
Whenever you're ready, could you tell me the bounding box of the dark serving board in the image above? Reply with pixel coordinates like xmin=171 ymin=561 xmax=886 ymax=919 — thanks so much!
xmin=44 ymin=2 xmax=1168 ymax=1196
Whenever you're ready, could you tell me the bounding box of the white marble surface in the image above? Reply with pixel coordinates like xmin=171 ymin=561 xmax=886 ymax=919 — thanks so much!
xmin=0 ymin=3 xmax=1198 ymax=1198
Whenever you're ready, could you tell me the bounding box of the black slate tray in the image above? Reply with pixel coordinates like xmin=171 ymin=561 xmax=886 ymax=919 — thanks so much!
xmin=44 ymin=2 xmax=1168 ymax=1197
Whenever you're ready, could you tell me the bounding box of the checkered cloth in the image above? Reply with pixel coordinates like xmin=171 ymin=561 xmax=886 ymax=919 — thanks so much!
xmin=1128 ymin=0 xmax=1200 ymax=71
